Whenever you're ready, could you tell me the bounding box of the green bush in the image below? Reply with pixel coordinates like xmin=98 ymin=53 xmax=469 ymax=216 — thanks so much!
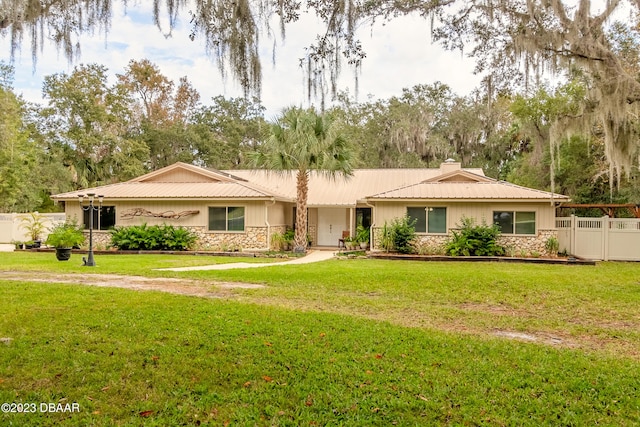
xmin=381 ymin=216 xmax=417 ymax=254
xmin=45 ymin=219 xmax=85 ymax=249
xmin=355 ymin=225 xmax=370 ymax=244
xmin=445 ymin=217 xmax=505 ymax=256
xmin=110 ymin=224 xmax=197 ymax=251
xmin=545 ymin=236 xmax=560 ymax=255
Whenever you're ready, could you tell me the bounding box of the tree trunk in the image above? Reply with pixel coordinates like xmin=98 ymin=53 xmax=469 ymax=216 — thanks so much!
xmin=294 ymin=170 xmax=309 ymax=253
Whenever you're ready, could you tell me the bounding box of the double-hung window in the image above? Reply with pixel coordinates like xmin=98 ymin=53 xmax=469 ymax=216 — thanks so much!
xmin=493 ymin=211 xmax=535 ymax=235
xmin=209 ymin=207 xmax=245 ymax=231
xmin=407 ymin=207 xmax=447 ymax=234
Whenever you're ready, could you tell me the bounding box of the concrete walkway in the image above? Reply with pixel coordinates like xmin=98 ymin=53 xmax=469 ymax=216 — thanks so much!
xmin=158 ymin=250 xmax=336 ymax=271
xmin=0 ymin=244 xmax=14 ymax=252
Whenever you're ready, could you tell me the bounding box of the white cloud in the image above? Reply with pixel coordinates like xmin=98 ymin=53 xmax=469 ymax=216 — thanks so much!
xmin=1 ymin=2 xmax=481 ymax=117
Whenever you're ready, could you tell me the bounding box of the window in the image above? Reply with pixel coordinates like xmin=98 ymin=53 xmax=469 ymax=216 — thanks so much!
xmin=356 ymin=208 xmax=372 ymax=229
xmin=83 ymin=206 xmax=116 ymax=230
xmin=407 ymin=207 xmax=447 ymax=233
xmin=208 ymin=207 xmax=245 ymax=231
xmin=493 ymin=211 xmax=536 ymax=235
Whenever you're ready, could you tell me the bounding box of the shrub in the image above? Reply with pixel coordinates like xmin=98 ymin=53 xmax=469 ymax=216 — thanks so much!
xmin=545 ymin=236 xmax=560 ymax=256
xmin=270 ymin=232 xmax=286 ymax=251
xmin=381 ymin=216 xmax=417 ymax=254
xmin=283 ymin=229 xmax=295 ymax=244
xmin=355 ymin=225 xmax=370 ymax=244
xmin=46 ymin=219 xmax=85 ymax=249
xmin=110 ymin=224 xmax=197 ymax=251
xmin=445 ymin=217 xmax=505 ymax=256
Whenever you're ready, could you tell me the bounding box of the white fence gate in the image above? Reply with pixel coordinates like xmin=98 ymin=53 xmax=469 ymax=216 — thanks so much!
xmin=556 ymin=216 xmax=640 ymax=261
xmin=0 ymin=213 xmax=66 ymax=244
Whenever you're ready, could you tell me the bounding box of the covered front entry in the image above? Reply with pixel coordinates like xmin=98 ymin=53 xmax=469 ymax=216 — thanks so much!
xmin=317 ymin=208 xmax=348 ymax=246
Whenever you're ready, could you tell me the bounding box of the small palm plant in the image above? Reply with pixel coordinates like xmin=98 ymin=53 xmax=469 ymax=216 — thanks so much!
xmin=20 ymin=212 xmax=46 ymax=247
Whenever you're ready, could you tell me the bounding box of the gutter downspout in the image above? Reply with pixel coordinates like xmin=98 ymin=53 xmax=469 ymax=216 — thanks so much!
xmin=265 ymin=198 xmax=276 ymax=251
xmin=350 ymin=206 xmax=355 ymax=237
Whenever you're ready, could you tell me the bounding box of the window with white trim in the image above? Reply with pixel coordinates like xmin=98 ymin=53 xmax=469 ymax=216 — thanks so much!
xmin=208 ymin=207 xmax=245 ymax=231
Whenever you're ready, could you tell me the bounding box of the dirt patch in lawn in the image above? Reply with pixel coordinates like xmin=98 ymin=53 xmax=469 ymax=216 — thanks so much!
xmin=2 ymin=271 xmax=638 ymax=359
xmin=0 ymin=271 xmax=264 ymax=299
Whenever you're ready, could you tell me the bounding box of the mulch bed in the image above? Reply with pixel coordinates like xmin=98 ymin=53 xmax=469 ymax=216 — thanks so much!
xmin=367 ymin=252 xmax=596 ymax=265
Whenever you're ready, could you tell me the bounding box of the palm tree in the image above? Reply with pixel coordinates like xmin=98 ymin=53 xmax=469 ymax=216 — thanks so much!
xmin=253 ymin=107 xmax=354 ymax=252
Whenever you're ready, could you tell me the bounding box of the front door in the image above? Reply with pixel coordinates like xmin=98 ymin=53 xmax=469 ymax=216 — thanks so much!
xmin=317 ymin=208 xmax=348 ymax=246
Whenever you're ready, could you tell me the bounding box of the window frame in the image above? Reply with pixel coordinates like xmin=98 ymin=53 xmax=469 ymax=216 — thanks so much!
xmin=208 ymin=206 xmax=246 ymax=232
xmin=406 ymin=206 xmax=447 ymax=234
xmin=493 ymin=210 xmax=536 ymax=235
xmin=83 ymin=206 xmax=116 ymax=231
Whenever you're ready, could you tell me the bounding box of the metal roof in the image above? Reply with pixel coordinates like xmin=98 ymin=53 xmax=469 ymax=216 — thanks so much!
xmin=367 ymin=180 xmax=570 ymax=201
xmin=51 ymin=182 xmax=290 ymax=201
xmin=227 ymin=168 xmax=486 ymax=206
xmin=51 ymin=162 xmax=568 ymax=204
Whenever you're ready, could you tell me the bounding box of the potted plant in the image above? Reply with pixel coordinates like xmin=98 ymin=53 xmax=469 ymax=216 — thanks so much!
xmin=344 ymin=236 xmax=355 ymax=250
xmin=20 ymin=212 xmax=46 ymax=248
xmin=46 ymin=220 xmax=85 ymax=261
xmin=356 ymin=226 xmax=370 ymax=249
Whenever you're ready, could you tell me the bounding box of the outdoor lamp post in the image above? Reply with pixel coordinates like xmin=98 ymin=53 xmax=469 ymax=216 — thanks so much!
xmin=78 ymin=193 xmax=103 ymax=267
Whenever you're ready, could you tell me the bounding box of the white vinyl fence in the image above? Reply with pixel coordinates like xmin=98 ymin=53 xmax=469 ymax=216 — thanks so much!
xmin=0 ymin=213 xmax=66 ymax=244
xmin=556 ymin=216 xmax=640 ymax=261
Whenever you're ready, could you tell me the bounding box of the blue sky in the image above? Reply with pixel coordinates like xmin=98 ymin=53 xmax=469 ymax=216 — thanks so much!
xmin=1 ymin=2 xmax=482 ymax=118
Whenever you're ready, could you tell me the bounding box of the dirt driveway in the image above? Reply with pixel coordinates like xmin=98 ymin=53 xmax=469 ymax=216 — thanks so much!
xmin=0 ymin=271 xmax=264 ymax=299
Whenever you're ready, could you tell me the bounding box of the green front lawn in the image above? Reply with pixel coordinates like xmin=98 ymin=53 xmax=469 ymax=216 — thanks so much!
xmin=1 ymin=253 xmax=639 ymax=425
xmin=0 ymin=252 xmax=283 ymax=276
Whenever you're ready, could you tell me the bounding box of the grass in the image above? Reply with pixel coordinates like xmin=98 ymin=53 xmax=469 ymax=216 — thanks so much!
xmin=178 ymin=259 xmax=640 ymax=358
xmin=0 ymin=252 xmax=283 ymax=276
xmin=1 ymin=252 xmax=640 ymax=425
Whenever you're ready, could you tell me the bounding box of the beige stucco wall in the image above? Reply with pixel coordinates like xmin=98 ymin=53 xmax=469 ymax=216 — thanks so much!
xmin=370 ymin=200 xmax=559 ymax=255
xmin=65 ymin=200 xmax=291 ymax=228
xmin=65 ymin=199 xmax=291 ymax=251
xmin=149 ymin=168 xmax=217 ymax=183
xmin=372 ymin=201 xmax=557 ymax=232
xmin=267 ymin=202 xmax=287 ymax=227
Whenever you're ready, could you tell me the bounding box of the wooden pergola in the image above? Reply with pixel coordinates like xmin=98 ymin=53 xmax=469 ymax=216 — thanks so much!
xmin=557 ymin=203 xmax=640 ymax=218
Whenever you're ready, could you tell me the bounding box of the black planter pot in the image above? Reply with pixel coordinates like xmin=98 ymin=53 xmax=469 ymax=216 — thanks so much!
xmin=55 ymin=248 xmax=72 ymax=261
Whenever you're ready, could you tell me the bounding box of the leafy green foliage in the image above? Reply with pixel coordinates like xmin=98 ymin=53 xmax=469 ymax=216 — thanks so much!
xmin=42 ymin=63 xmax=149 ymax=188
xmin=0 ymin=85 xmax=41 ymax=212
xmin=192 ymin=95 xmax=268 ymax=169
xmin=445 ymin=216 xmax=505 ymax=256
xmin=355 ymin=225 xmax=369 ymax=243
xmin=545 ymin=236 xmax=560 ymax=255
xmin=381 ymin=216 xmax=417 ymax=254
xmin=45 ymin=219 xmax=85 ymax=248
xmin=109 ymin=224 xmax=197 ymax=251
xmin=19 ymin=212 xmax=46 ymax=241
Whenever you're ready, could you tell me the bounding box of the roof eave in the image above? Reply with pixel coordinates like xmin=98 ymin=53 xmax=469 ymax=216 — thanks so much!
xmin=52 ymin=196 xmax=294 ymax=202
xmin=365 ymin=197 xmax=570 ymax=203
